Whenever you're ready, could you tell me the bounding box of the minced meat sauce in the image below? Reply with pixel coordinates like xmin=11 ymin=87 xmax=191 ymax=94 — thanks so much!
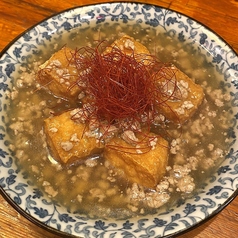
xmin=6 ymin=25 xmax=232 ymax=219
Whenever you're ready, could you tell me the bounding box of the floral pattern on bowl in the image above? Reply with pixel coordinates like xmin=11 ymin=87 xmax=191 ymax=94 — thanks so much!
xmin=0 ymin=2 xmax=237 ymax=238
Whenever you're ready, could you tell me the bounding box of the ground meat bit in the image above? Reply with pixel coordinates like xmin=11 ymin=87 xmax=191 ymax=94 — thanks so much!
xmin=15 ymin=149 xmax=28 ymax=161
xmin=195 ymin=149 xmax=205 ymax=157
xmin=124 ymin=39 xmax=135 ymax=50
xmin=167 ymin=176 xmax=177 ymax=187
xmin=149 ymin=137 xmax=158 ymax=150
xmin=14 ymin=134 xmax=28 ymax=148
xmin=223 ymin=93 xmax=231 ymax=101
xmin=208 ymin=111 xmax=217 ymax=117
xmin=98 ymin=180 xmax=110 ymax=190
xmin=121 ymin=130 xmax=138 ymax=145
xmin=89 ymin=188 xmax=106 ymax=202
xmin=61 ymin=141 xmax=74 ymax=151
xmin=76 ymin=166 xmax=90 ymax=181
xmin=70 ymin=108 xmax=88 ymax=123
xmin=187 ymin=156 xmax=199 ymax=170
xmin=156 ymin=180 xmax=170 ymax=192
xmin=179 ymin=80 xmax=189 ymax=99
xmin=166 ymin=166 xmax=172 ymax=172
xmin=16 ymin=69 xmax=36 ymax=87
xmin=7 ymin=88 xmax=19 ymax=100
xmin=106 ymin=188 xmax=117 ymax=197
xmin=19 ymin=66 xmax=27 ymax=72
xmin=49 ymin=127 xmax=58 ymax=133
xmin=70 ymin=133 xmax=80 ymax=142
xmin=42 ymin=181 xmax=50 ymax=186
xmin=78 ymin=91 xmax=86 ymax=100
xmin=85 ymin=158 xmax=98 ymax=167
xmin=106 ymin=168 xmax=117 ymax=182
xmin=204 ymin=118 xmax=214 ymax=130
xmin=212 ymin=148 xmax=223 ymax=159
xmin=154 ymin=114 xmax=166 ymax=124
xmin=77 ymin=194 xmax=83 ymax=203
xmin=175 ymin=101 xmax=194 ymax=115
xmin=84 ymin=130 xmax=99 ymax=139
xmin=200 ymin=158 xmax=215 ymax=170
xmin=146 ymin=192 xmax=170 ymax=208
xmin=135 ymin=145 xmax=143 ymax=154
xmin=71 ymin=175 xmax=77 ymax=183
xmin=127 ymin=183 xmax=146 ymax=201
xmin=190 ymin=116 xmax=214 ymax=137
xmin=50 ymin=59 xmax=61 ymax=67
xmin=183 ymin=99 xmax=194 ymax=109
xmin=42 ymin=181 xmax=58 ymax=197
xmin=207 ymin=143 xmax=214 ymax=151
xmin=16 ymin=79 xmax=24 ymax=88
xmin=190 ymin=119 xmax=204 ymax=136
xmin=9 ymin=143 xmax=15 ymax=151
xmin=126 ymin=182 xmax=170 ymax=209
xmin=31 ymin=165 xmax=40 ymax=174
xmin=52 ymin=163 xmax=63 ymax=171
xmin=88 ymin=117 xmax=100 ymax=131
xmin=170 ymin=139 xmax=179 ymax=154
xmin=9 ymin=121 xmax=24 ymax=135
xmin=23 ymin=72 xmax=35 ymax=86
xmin=172 ymin=164 xmax=191 ymax=178
xmin=127 ymin=204 xmax=138 ymax=212
xmin=107 ymin=176 xmax=116 ymax=183
xmin=99 ymin=124 xmax=118 ymax=141
xmin=44 ymin=186 xmax=58 ymax=197
xmin=56 ymin=69 xmax=64 ymax=77
xmin=176 ymin=175 xmax=195 ymax=193
xmin=209 ymin=89 xmax=227 ymax=102
xmin=67 ymin=169 xmax=72 ymax=174
xmin=218 ymin=112 xmax=232 ymax=130
xmin=199 ymin=113 xmax=206 ymax=120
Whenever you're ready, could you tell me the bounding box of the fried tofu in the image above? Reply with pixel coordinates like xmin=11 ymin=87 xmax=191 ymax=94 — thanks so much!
xmin=106 ymin=36 xmax=204 ymax=124
xmin=36 ymin=47 xmax=81 ymax=100
xmin=104 ymin=34 xmax=153 ymax=65
xmin=104 ymin=134 xmax=169 ymax=188
xmin=44 ymin=110 xmax=102 ymax=164
xmin=158 ymin=65 xmax=204 ymax=123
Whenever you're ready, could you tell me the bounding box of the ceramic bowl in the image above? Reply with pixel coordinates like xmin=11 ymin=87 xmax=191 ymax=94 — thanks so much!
xmin=0 ymin=2 xmax=237 ymax=237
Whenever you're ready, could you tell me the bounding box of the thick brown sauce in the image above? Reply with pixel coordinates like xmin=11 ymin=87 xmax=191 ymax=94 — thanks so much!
xmin=7 ymin=24 xmax=232 ymax=219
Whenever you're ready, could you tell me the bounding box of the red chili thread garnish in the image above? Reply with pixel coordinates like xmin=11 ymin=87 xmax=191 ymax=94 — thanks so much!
xmin=73 ymin=42 xmax=171 ymax=121
xmin=38 ymin=40 xmax=182 ymax=153
xmin=66 ymin=41 xmax=181 ymax=152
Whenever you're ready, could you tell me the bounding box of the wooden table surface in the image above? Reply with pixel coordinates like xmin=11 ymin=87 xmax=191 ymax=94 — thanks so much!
xmin=0 ymin=0 xmax=237 ymax=237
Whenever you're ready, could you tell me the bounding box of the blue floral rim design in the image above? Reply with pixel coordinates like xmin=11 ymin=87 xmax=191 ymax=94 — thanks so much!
xmin=0 ymin=2 xmax=238 ymax=238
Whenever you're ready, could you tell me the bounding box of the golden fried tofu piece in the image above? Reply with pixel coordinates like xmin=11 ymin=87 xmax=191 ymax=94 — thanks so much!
xmin=104 ymin=134 xmax=168 ymax=188
xmin=44 ymin=110 xmax=102 ymax=164
xmin=36 ymin=47 xmax=81 ymax=100
xmin=158 ymin=65 xmax=204 ymax=123
xmin=104 ymin=34 xmax=153 ymax=65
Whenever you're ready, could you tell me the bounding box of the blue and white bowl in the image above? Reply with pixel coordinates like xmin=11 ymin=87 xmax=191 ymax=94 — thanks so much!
xmin=0 ymin=2 xmax=237 ymax=237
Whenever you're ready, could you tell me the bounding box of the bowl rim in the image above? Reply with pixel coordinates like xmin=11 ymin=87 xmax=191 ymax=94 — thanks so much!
xmin=0 ymin=1 xmax=237 ymax=238
xmin=0 ymin=186 xmax=237 ymax=238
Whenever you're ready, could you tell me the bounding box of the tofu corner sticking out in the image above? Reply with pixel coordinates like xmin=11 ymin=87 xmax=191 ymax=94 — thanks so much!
xmin=104 ymin=134 xmax=169 ymax=188
xmin=36 ymin=47 xmax=80 ymax=100
xmin=104 ymin=34 xmax=153 ymax=65
xmin=158 ymin=65 xmax=204 ymax=123
xmin=44 ymin=110 xmax=102 ymax=164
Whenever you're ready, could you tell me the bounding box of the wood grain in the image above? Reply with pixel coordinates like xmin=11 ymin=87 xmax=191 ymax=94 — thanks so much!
xmin=0 ymin=0 xmax=237 ymax=237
